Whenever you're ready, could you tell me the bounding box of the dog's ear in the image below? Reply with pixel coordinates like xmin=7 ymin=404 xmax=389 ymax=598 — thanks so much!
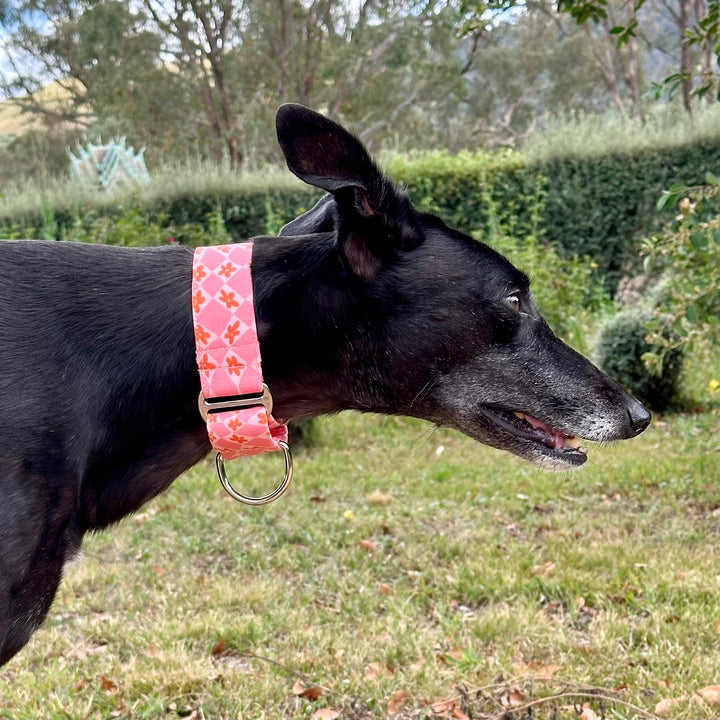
xmin=279 ymin=195 xmax=337 ymax=237
xmin=276 ymin=103 xmax=422 ymax=281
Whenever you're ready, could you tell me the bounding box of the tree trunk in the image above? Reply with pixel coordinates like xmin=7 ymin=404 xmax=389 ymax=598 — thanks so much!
xmin=679 ymin=0 xmax=693 ymax=114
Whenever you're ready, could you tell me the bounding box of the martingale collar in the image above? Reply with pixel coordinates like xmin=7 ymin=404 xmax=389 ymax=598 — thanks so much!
xmin=191 ymin=243 xmax=292 ymax=505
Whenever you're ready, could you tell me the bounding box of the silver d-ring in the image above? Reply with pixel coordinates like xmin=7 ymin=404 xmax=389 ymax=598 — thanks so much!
xmin=216 ymin=442 xmax=293 ymax=506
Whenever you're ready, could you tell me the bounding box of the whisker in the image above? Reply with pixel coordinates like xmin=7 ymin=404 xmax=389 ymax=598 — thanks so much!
xmin=409 ymin=377 xmax=438 ymax=409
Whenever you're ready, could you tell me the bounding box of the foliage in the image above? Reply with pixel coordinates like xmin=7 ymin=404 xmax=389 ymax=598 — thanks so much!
xmin=640 ymin=176 xmax=720 ymax=376
xmin=523 ymin=103 xmax=720 ymax=162
xmin=556 ymin=0 xmax=719 ymax=106
xmin=534 ymin=134 xmax=720 ymax=292
xmin=0 ymin=0 xmax=484 ymax=168
xmin=0 ymin=163 xmax=317 ymax=243
xmin=595 ymin=308 xmax=685 ymax=411
xmin=67 ymin=206 xmax=231 ymax=248
xmin=387 ymin=149 xmax=544 ymax=240
xmin=2 ymin=0 xmax=718 ymax=176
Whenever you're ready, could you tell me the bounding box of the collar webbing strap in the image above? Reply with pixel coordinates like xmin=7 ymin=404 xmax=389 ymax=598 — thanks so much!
xmin=191 ymin=243 xmax=288 ymax=461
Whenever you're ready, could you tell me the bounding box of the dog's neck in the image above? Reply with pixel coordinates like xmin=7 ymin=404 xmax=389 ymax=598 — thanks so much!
xmin=252 ymin=232 xmax=378 ymax=421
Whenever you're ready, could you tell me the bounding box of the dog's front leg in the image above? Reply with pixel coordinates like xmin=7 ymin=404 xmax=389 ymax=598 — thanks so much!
xmin=0 ymin=464 xmax=81 ymax=665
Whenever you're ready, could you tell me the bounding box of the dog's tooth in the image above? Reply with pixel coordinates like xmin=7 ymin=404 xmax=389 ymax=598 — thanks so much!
xmin=513 ymin=412 xmax=525 ymax=420
xmin=565 ymin=436 xmax=583 ymax=449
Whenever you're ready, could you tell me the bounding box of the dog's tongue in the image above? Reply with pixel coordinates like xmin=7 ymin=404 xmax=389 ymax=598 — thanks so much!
xmin=524 ymin=414 xmax=567 ymax=450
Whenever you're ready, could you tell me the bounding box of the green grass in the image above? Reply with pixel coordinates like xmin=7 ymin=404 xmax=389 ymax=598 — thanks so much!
xmin=0 ymin=159 xmax=308 ymax=228
xmin=0 ymin=406 xmax=717 ymax=719
xmin=523 ymin=102 xmax=720 ymax=162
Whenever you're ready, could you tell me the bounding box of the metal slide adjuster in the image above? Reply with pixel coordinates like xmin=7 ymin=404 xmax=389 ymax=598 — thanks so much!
xmin=198 ymin=385 xmax=293 ymax=506
xmin=198 ymin=383 xmax=275 ymax=423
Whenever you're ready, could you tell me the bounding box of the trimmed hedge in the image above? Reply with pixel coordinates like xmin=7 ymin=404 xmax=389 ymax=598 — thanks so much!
xmin=0 ymin=136 xmax=717 ymax=295
xmin=386 ymin=150 xmax=545 ymax=242
xmin=0 ymin=167 xmax=319 ymax=244
xmin=535 ymin=137 xmax=720 ymax=291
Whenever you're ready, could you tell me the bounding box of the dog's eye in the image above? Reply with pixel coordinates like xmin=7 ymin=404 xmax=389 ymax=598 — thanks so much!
xmin=505 ymin=294 xmax=521 ymax=313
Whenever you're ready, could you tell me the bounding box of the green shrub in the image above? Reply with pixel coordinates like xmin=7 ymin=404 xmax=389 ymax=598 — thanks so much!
xmin=594 ymin=309 xmax=684 ymax=412
xmin=0 ymin=163 xmax=318 ymax=242
xmin=386 ymin=150 xmax=545 ymax=241
xmin=534 ymin=137 xmax=720 ymax=292
xmin=640 ymin=179 xmax=720 ymax=376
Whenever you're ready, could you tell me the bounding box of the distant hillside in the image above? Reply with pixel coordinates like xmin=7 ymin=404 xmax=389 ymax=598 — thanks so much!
xmin=0 ymin=97 xmax=33 ymax=142
xmin=0 ymin=81 xmax=84 ymax=144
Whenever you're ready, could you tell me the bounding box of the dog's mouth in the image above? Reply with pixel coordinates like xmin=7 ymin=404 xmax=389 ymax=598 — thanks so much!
xmin=478 ymin=405 xmax=588 ymax=468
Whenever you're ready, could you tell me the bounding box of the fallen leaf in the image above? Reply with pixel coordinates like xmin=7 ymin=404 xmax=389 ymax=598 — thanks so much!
xmin=311 ymin=708 xmax=340 ymax=720
xmin=379 ymin=582 xmax=393 ymax=594
xmin=444 ymin=646 xmax=464 ymax=661
xmin=357 ymin=538 xmax=377 ymax=554
xmin=211 ymin=639 xmax=227 ymax=655
xmin=500 ymin=687 xmax=525 ymax=707
xmin=364 ymin=661 xmax=395 ymax=681
xmin=531 ymin=561 xmax=556 ymax=577
xmin=292 ymin=680 xmax=324 ymax=701
xmin=578 ymin=704 xmax=599 ymax=720
xmin=655 ymin=697 xmax=682 ymax=716
xmin=333 ymin=649 xmax=344 ymax=666
xmin=387 ymin=689 xmax=408 ymax=714
xmin=73 ymin=678 xmax=87 ymax=692
xmin=429 ymin=699 xmax=469 ymax=720
xmin=100 ymin=676 xmax=119 ymax=694
xmin=366 ymin=489 xmax=393 ymax=505
xmin=698 ymin=685 xmax=720 ymax=705
xmin=302 ymin=686 xmax=324 ymax=701
xmin=310 ymin=495 xmax=325 ymax=503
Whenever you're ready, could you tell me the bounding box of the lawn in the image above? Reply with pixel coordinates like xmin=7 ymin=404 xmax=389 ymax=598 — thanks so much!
xmin=0 ymin=408 xmax=717 ymax=719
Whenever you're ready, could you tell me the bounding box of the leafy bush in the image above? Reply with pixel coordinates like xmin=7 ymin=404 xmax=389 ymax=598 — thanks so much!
xmin=534 ymin=136 xmax=720 ymax=292
xmin=0 ymin=163 xmax=318 ymax=242
xmin=640 ymin=176 xmax=720 ymax=376
xmin=65 ymin=206 xmax=232 ymax=247
xmin=595 ymin=309 xmax=684 ymax=412
xmin=387 ymin=150 xmax=545 ymax=241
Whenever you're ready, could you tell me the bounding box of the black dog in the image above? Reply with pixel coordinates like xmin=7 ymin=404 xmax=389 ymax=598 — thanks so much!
xmin=0 ymin=104 xmax=649 ymax=665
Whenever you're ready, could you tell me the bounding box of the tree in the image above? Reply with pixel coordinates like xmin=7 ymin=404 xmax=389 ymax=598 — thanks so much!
xmin=457 ymin=1 xmax=637 ymax=144
xmin=557 ymin=0 xmax=719 ymax=109
xmin=462 ymin=0 xmax=719 ymax=113
xmin=0 ymin=0 xmax=193 ymax=160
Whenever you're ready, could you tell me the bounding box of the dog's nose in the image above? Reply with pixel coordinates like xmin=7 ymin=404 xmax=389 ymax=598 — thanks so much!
xmin=627 ymin=398 xmax=651 ymax=436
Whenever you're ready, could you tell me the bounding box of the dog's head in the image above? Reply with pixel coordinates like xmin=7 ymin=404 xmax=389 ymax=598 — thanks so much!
xmin=264 ymin=104 xmax=649 ymax=471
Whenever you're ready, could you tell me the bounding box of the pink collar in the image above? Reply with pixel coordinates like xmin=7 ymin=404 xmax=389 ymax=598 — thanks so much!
xmin=191 ymin=243 xmax=292 ymax=504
